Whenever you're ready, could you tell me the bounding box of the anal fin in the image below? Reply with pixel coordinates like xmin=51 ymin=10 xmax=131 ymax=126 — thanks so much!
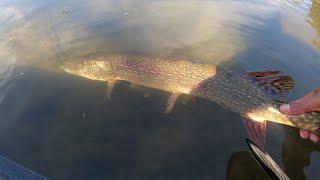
xmin=106 ymin=79 xmax=117 ymax=99
xmin=242 ymin=118 xmax=266 ymax=148
xmin=165 ymin=93 xmax=181 ymax=114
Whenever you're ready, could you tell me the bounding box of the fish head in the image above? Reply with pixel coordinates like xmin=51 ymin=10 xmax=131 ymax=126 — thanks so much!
xmin=61 ymin=60 xmax=114 ymax=81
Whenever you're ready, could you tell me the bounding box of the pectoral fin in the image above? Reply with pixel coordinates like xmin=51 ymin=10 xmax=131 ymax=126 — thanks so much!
xmin=106 ymin=79 xmax=117 ymax=99
xmin=242 ymin=118 xmax=266 ymax=148
xmin=181 ymin=95 xmax=196 ymax=105
xmin=165 ymin=93 xmax=181 ymax=114
xmin=129 ymin=83 xmax=140 ymax=89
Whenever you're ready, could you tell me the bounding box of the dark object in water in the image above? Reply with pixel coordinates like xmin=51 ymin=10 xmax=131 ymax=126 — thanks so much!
xmin=0 ymin=154 xmax=48 ymax=180
xmin=246 ymin=139 xmax=290 ymax=180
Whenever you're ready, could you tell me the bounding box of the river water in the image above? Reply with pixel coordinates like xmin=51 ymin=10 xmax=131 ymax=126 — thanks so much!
xmin=0 ymin=0 xmax=320 ymax=179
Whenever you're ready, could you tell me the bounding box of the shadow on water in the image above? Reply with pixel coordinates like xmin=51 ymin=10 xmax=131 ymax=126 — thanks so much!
xmin=0 ymin=67 xmax=249 ymax=180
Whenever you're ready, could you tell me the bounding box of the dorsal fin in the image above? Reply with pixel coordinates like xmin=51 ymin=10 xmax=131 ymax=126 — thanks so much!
xmin=247 ymin=71 xmax=294 ymax=100
xmin=248 ymin=71 xmax=282 ymax=78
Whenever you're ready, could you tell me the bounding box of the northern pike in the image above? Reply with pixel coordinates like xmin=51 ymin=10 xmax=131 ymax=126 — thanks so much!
xmin=61 ymin=54 xmax=320 ymax=145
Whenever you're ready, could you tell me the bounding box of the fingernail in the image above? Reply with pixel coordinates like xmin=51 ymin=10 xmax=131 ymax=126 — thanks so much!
xmin=299 ymin=130 xmax=309 ymax=139
xmin=280 ymin=104 xmax=290 ymax=113
xmin=310 ymin=133 xmax=318 ymax=143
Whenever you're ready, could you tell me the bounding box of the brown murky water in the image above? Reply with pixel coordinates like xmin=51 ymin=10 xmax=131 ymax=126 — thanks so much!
xmin=0 ymin=0 xmax=320 ymax=179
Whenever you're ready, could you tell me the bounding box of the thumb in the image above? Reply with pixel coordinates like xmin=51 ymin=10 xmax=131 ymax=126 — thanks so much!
xmin=280 ymin=101 xmax=309 ymax=115
xmin=280 ymin=88 xmax=320 ymax=115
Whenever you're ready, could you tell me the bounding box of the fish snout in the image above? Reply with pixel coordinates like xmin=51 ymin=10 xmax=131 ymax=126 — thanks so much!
xmin=60 ymin=61 xmax=81 ymax=74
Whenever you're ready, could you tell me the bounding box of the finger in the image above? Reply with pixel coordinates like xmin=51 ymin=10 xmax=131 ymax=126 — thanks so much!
xmin=299 ymin=129 xmax=309 ymax=139
xmin=309 ymin=133 xmax=319 ymax=143
xmin=280 ymin=104 xmax=292 ymax=114
xmin=289 ymin=100 xmax=314 ymax=114
xmin=280 ymin=101 xmax=309 ymax=115
xmin=291 ymin=88 xmax=320 ymax=113
xmin=280 ymin=88 xmax=320 ymax=115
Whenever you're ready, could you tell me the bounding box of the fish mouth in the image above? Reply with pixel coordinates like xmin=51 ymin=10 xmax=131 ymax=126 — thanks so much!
xmin=60 ymin=64 xmax=68 ymax=71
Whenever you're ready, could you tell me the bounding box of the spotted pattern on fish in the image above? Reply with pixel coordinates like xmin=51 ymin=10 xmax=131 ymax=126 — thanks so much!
xmin=61 ymin=55 xmax=320 ymax=133
xmin=288 ymin=112 xmax=320 ymax=132
xmin=267 ymin=76 xmax=294 ymax=91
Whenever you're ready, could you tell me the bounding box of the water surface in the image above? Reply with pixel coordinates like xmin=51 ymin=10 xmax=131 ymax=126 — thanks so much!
xmin=0 ymin=0 xmax=320 ymax=179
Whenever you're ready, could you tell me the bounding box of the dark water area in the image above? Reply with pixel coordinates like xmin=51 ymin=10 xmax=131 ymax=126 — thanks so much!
xmin=1 ymin=0 xmax=320 ymax=179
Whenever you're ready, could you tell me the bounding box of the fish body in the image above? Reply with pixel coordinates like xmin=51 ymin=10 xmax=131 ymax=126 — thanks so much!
xmin=61 ymin=55 xmax=320 ymax=133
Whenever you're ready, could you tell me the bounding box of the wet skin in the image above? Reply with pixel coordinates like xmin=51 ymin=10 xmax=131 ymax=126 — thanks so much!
xmin=280 ymin=88 xmax=320 ymax=143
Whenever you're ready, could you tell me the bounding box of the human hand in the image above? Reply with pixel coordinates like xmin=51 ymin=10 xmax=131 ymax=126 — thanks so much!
xmin=280 ymin=88 xmax=320 ymax=143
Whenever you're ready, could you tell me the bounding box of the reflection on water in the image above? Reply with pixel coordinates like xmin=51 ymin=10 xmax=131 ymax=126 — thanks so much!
xmin=0 ymin=36 xmax=16 ymax=104
xmin=1 ymin=0 xmax=286 ymax=67
xmin=0 ymin=59 xmax=15 ymax=108
xmin=281 ymin=128 xmax=320 ymax=179
xmin=308 ymin=0 xmax=320 ymax=48
xmin=0 ymin=0 xmax=320 ymax=179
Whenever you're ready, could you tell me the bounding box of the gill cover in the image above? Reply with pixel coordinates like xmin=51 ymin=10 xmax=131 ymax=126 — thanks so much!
xmin=61 ymin=60 xmax=114 ymax=81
